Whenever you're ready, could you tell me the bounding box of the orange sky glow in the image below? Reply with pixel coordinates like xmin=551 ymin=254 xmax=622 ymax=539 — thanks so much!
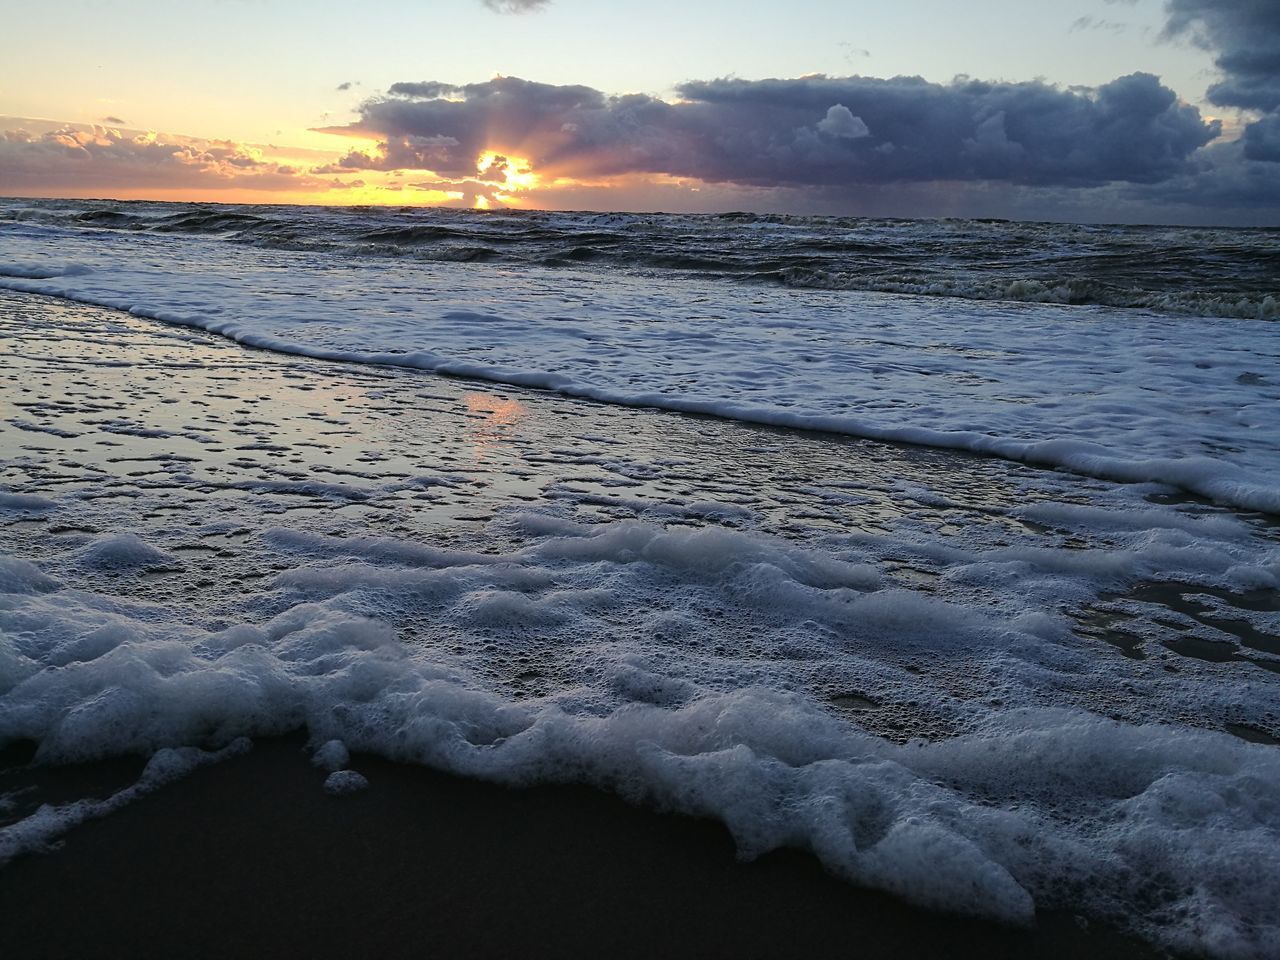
xmin=0 ymin=115 xmax=655 ymax=211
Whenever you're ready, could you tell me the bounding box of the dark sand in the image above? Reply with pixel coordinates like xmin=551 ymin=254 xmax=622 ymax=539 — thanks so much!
xmin=0 ymin=738 xmax=1166 ymax=960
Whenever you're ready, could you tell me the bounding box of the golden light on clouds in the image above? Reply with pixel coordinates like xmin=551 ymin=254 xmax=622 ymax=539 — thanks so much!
xmin=0 ymin=114 xmax=701 ymax=211
xmin=475 ymin=150 xmax=540 ymax=205
xmin=303 ymin=144 xmax=557 ymax=208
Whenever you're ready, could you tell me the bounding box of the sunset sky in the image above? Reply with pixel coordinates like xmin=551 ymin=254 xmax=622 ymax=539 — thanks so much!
xmin=2 ymin=0 xmax=1278 ymax=223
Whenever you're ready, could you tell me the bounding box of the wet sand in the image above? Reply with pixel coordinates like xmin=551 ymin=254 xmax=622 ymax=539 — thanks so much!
xmin=0 ymin=737 xmax=1162 ymax=960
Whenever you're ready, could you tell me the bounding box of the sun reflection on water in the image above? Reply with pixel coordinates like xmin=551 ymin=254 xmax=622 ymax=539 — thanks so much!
xmin=463 ymin=392 xmax=527 ymax=460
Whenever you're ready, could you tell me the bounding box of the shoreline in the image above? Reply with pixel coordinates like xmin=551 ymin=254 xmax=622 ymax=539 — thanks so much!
xmin=3 ymin=254 xmax=1279 ymax=517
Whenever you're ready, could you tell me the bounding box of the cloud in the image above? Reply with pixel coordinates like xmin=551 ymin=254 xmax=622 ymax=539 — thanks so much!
xmin=816 ymin=104 xmax=870 ymax=139
xmin=1163 ymin=0 xmax=1280 ymax=114
xmin=480 ymin=0 xmax=551 ymax=12
xmin=0 ymin=122 xmax=335 ymax=194
xmin=325 ymin=71 xmax=1218 ymax=192
xmin=1243 ymin=113 xmax=1280 ymax=162
xmin=336 ymin=82 xmax=353 ymax=92
xmin=1158 ymin=0 xmax=1280 ymax=221
xmin=1121 ymin=136 xmax=1280 ymax=211
xmin=100 ymin=115 xmax=126 ymax=125
xmin=1070 ymin=16 xmax=1128 ymax=34
xmin=313 ymin=133 xmax=463 ymax=173
xmin=1101 ymin=2 xmax=1280 ymax=216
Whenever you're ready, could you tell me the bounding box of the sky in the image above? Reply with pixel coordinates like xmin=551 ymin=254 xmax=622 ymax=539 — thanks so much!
xmin=1 ymin=0 xmax=1278 ymax=224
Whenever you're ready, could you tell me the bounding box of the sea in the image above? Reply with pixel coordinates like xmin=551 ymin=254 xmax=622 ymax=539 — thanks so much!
xmin=1 ymin=197 xmax=1278 ymax=956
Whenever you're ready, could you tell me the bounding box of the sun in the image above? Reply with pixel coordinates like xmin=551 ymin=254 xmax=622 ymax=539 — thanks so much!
xmin=476 ymin=151 xmax=540 ymax=196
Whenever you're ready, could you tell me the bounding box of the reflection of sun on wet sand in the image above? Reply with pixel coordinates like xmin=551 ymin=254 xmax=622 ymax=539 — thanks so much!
xmin=1 ymin=289 xmax=1277 ymax=960
xmin=463 ymin=391 xmax=528 ymax=461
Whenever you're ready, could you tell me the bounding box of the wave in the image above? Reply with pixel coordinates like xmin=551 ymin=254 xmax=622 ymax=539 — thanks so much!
xmin=356 ymin=225 xmax=475 ymax=244
xmin=769 ymin=267 xmax=1280 ymax=320
xmin=151 ymin=210 xmax=267 ymax=234
xmin=2 ymin=259 xmax=1278 ymax=516
xmin=3 ymin=198 xmax=1276 ymax=320
xmin=73 ymin=210 xmax=145 ymax=229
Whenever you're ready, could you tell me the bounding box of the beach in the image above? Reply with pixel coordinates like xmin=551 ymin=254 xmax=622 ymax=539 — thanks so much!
xmin=5 ymin=0 xmax=1280 ymax=951
xmin=1 ymin=205 xmax=1278 ymax=959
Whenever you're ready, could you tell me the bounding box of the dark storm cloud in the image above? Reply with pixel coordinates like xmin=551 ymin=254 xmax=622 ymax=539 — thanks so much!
xmin=1125 ymin=137 xmax=1280 ymax=211
xmin=675 ymin=73 xmax=1215 ymax=186
xmin=1163 ymin=0 xmax=1280 ymax=113
xmin=311 ymin=133 xmax=463 ymax=174
xmin=326 ymin=72 xmax=1218 ymax=190
xmin=1243 ymin=113 xmax=1280 ymax=162
xmin=1161 ymin=0 xmax=1280 ymax=201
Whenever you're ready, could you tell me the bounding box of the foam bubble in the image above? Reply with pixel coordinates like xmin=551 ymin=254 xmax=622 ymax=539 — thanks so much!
xmin=0 ymin=556 xmax=60 ymax=596
xmin=312 ymin=739 xmax=350 ymax=772
xmin=0 ymin=492 xmax=56 ymax=512
xmin=70 ymin=533 xmax=176 ymax=572
xmin=323 ymin=770 xmax=369 ymax=795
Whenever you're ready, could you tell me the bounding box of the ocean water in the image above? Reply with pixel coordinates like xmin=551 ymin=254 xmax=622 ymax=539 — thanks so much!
xmin=1 ymin=198 xmax=1278 ymax=956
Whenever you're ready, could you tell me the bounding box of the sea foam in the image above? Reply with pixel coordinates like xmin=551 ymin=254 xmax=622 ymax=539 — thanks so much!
xmin=1 ymin=532 xmax=1278 ymax=956
xmin=3 ymin=485 xmax=1280 ymax=955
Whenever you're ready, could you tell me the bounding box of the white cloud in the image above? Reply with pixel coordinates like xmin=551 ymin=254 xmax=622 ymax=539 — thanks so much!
xmin=816 ymin=104 xmax=870 ymax=139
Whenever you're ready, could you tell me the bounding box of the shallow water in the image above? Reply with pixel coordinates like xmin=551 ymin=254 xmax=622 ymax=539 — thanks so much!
xmin=6 ymin=212 xmax=1280 ymax=519
xmin=2 ymin=288 xmax=1278 ymax=956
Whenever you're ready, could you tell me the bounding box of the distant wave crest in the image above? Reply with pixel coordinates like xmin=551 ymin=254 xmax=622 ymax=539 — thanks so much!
xmin=4 ymin=198 xmax=1277 ymax=320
